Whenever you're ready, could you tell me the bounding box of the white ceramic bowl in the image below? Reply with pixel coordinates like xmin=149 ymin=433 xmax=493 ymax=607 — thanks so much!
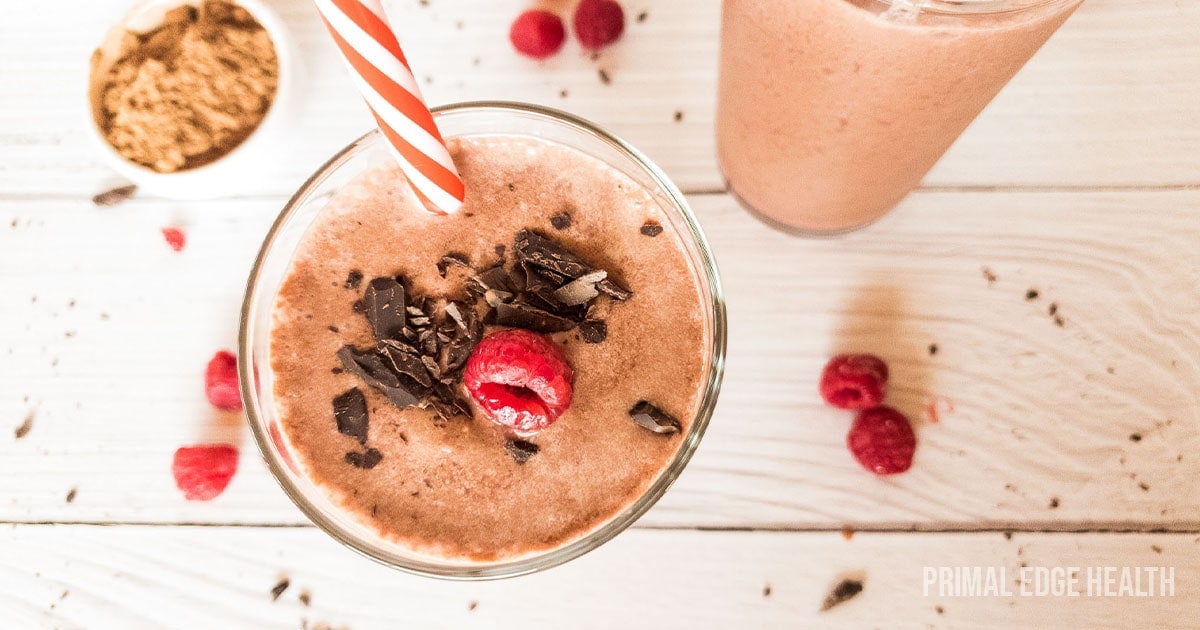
xmin=86 ymin=0 xmax=297 ymax=199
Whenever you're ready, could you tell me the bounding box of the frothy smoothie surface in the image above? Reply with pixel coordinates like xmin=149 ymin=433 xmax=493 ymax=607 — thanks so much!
xmin=269 ymin=135 xmax=709 ymax=561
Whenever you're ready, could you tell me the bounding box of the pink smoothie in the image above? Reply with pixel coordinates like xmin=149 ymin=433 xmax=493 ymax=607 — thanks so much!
xmin=717 ymin=0 xmax=1083 ymax=233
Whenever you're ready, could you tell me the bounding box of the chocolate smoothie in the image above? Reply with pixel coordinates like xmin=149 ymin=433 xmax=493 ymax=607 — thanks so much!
xmin=269 ymin=135 xmax=710 ymax=562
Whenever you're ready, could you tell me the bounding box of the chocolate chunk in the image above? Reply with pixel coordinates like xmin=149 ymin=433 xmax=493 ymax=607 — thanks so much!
xmin=596 ymin=278 xmax=633 ymax=301
xmin=344 ymin=270 xmax=364 ymax=290
xmin=628 ymin=401 xmax=681 ymax=434
xmin=554 ymin=270 xmax=607 ymax=307
xmin=469 ymin=265 xmax=515 ymax=296
xmin=379 ymin=340 xmax=433 ymax=388
xmin=550 ymin=212 xmax=572 ymax=230
xmin=495 ymin=302 xmax=576 ymax=333
xmin=514 ymin=230 xmax=592 ymax=279
xmin=363 ymin=277 xmax=406 ymax=341
xmin=820 ymin=579 xmax=863 ymax=611
xmin=640 ymin=222 xmax=663 ymax=237
xmin=345 ymin=448 xmax=383 ymax=469
xmin=495 ymin=244 xmax=506 ymax=261
xmin=92 ymin=184 xmax=137 ymax=207
xmin=505 ymin=439 xmax=539 ymax=464
xmin=421 ymin=355 xmax=442 ymax=379
xmin=437 ymin=252 xmax=470 ymax=278
xmin=579 ymin=320 xmax=607 ymax=343
xmin=352 ymin=299 xmax=365 ymax=314
xmin=338 ymin=345 xmax=422 ymax=408
xmin=270 ymin=578 xmax=290 ymax=601
xmin=332 ymin=387 xmax=370 ymax=444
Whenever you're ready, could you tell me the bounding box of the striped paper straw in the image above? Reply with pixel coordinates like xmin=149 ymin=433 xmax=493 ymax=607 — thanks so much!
xmin=315 ymin=0 xmax=465 ymax=214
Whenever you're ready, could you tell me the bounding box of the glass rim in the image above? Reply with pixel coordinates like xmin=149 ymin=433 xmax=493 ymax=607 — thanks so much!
xmin=871 ymin=0 xmax=1079 ymax=15
xmin=238 ymin=101 xmax=728 ymax=580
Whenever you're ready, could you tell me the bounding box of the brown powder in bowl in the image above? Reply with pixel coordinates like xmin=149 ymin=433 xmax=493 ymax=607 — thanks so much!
xmin=94 ymin=1 xmax=279 ymax=173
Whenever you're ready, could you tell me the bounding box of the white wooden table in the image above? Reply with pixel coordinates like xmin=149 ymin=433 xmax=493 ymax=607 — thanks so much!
xmin=2 ymin=0 xmax=1198 ymax=627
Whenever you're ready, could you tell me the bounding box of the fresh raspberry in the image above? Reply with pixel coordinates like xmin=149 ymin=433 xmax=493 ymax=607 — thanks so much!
xmin=463 ymin=329 xmax=574 ymax=434
xmin=205 ymin=350 xmax=242 ymax=412
xmin=573 ymin=0 xmax=625 ymax=51
xmin=509 ymin=10 xmax=566 ymax=60
xmin=819 ymin=354 xmax=888 ymax=410
xmin=161 ymin=227 xmax=186 ymax=252
xmin=172 ymin=444 xmax=239 ymax=501
xmin=847 ymin=406 xmax=916 ymax=475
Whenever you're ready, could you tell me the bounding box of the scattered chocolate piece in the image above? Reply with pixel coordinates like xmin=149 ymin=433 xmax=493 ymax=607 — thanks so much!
xmin=628 ymin=401 xmax=681 ymax=435
xmin=928 ymin=343 xmax=939 ymax=356
xmin=14 ymin=412 xmax=33 ymax=439
xmin=270 ymin=578 xmax=290 ymax=601
xmin=1049 ymin=497 xmax=1060 ymax=508
xmin=345 ymin=448 xmax=383 ymax=469
xmin=598 ymin=68 xmax=611 ymax=85
xmin=1139 ymin=481 xmax=1150 ymax=491
xmin=299 ymin=590 xmax=312 ymax=606
xmin=331 ymin=367 xmax=343 ymax=374
xmin=1130 ymin=433 xmax=1142 ymax=442
xmin=1048 ymin=302 xmax=1058 ymax=316
xmin=437 ymin=252 xmax=470 ymax=278
xmin=363 ymin=277 xmax=407 ymax=341
xmin=981 ymin=266 xmax=997 ymax=286
xmin=505 ymin=439 xmax=539 ymax=464
xmin=469 ymin=265 xmax=516 ymax=296
xmin=333 ymin=388 xmax=370 ymax=444
xmin=66 ymin=487 xmax=77 ymax=503
xmin=596 ymin=279 xmax=633 ymax=301
xmin=640 ymin=222 xmax=663 ymax=237
xmin=673 ymin=110 xmax=683 ymax=123
xmin=338 ymin=345 xmax=422 ymax=408
xmin=1004 ymin=531 xmax=1013 ymax=540
xmin=344 ymin=270 xmax=364 ymax=290
xmin=579 ymin=319 xmax=607 ymax=344
xmin=327 ymin=325 xmax=339 ymax=333
xmin=820 ymin=579 xmax=863 ymax=611
xmin=495 ymin=302 xmax=576 ymax=333
xmin=550 ymin=212 xmax=572 ymax=230
xmin=92 ymin=184 xmax=137 ymax=207
xmin=936 ymin=605 xmax=945 ymax=615
xmin=1025 ymin=289 xmax=1040 ymax=301
xmin=637 ymin=10 xmax=648 ymax=22
xmin=469 ymin=601 xmax=479 ymax=611
xmin=495 ymin=244 xmax=506 ymax=260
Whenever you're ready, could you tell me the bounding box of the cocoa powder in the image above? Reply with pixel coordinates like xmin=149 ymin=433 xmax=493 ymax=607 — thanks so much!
xmin=95 ymin=1 xmax=278 ymax=173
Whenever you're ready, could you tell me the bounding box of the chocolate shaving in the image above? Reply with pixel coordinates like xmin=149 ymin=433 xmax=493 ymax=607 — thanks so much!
xmin=628 ymin=401 xmax=681 ymax=434
xmin=514 ymin=230 xmax=593 ymax=279
xmin=579 ymin=320 xmax=607 ymax=344
xmin=345 ymin=448 xmax=383 ymax=469
xmin=437 ymin=252 xmax=470 ymax=278
xmin=270 ymin=578 xmax=290 ymax=601
xmin=550 ymin=212 xmax=572 ymax=230
xmin=554 ymin=270 xmax=607 ymax=307
xmin=363 ymin=277 xmax=406 ymax=341
xmin=640 ymin=222 xmax=663 ymax=237
xmin=337 ymin=345 xmax=422 ymax=408
xmin=596 ymin=278 xmax=632 ymax=301
xmin=820 ymin=579 xmax=863 ymax=611
xmin=469 ymin=266 xmax=515 ymax=296
xmin=332 ymin=387 xmax=369 ymax=444
xmin=344 ymin=270 xmax=363 ymax=290
xmin=505 ymin=439 xmax=539 ymax=464
xmin=495 ymin=302 xmax=576 ymax=333
xmin=92 ymin=184 xmax=137 ymax=207
xmin=379 ymin=340 xmax=433 ymax=388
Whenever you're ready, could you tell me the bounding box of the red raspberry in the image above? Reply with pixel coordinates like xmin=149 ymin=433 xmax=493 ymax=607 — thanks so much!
xmin=205 ymin=350 xmax=242 ymax=412
xmin=463 ymin=329 xmax=574 ymax=434
xmin=819 ymin=354 xmax=888 ymax=410
xmin=573 ymin=0 xmax=625 ymax=51
xmin=847 ymin=406 xmax=916 ymax=475
xmin=161 ymin=227 xmax=186 ymax=252
xmin=172 ymin=444 xmax=239 ymax=501
xmin=509 ymin=10 xmax=566 ymax=60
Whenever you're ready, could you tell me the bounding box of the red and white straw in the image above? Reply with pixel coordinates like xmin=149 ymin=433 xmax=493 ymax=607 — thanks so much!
xmin=314 ymin=0 xmax=464 ymax=214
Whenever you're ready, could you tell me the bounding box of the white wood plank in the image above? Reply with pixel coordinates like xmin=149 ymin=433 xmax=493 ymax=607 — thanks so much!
xmin=3 ymin=189 xmax=1198 ymax=528
xmin=0 ymin=525 xmax=1195 ymax=629
xmin=1 ymin=0 xmax=1197 ymax=198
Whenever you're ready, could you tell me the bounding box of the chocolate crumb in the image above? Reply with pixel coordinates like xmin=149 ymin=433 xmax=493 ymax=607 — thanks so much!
xmin=469 ymin=601 xmax=479 ymax=611
xmin=344 ymin=270 xmax=363 ymax=290
xmin=1151 ymin=545 xmax=1163 ymax=554
xmin=673 ymin=110 xmax=683 ymax=123
xmin=936 ymin=606 xmax=945 ymax=615
xmin=598 ymin=68 xmax=611 ymax=85
xmin=762 ymin=584 xmax=772 ymax=598
xmin=1139 ymin=482 xmax=1150 ymax=491
xmin=345 ymin=448 xmax=383 ymax=469
xmin=14 ymin=412 xmax=33 ymax=439
xmin=331 ymin=367 xmax=343 ymax=374
xmin=1048 ymin=302 xmax=1058 ymax=316
xmin=841 ymin=526 xmax=855 ymax=541
xmin=637 ymin=10 xmax=648 ymax=22
xmin=981 ymin=266 xmax=997 ymax=286
xmin=66 ymin=487 xmax=77 ymax=503
xmin=495 ymin=244 xmax=506 ymax=260
xmin=550 ymin=212 xmax=573 ymax=230
xmin=1025 ymin=289 xmax=1039 ymax=301
xmin=352 ymin=299 xmax=365 ymax=314
xmin=579 ymin=320 xmax=607 ymax=344
xmin=327 ymin=325 xmax=339 ymax=333
xmin=559 ymin=89 xmax=568 ymax=98
xmin=928 ymin=343 xmax=939 ymax=356
xmin=299 ymin=590 xmax=312 ymax=606
xmin=270 ymin=578 xmax=289 ymax=601
xmin=1049 ymin=497 xmax=1060 ymax=508
xmin=507 ymin=183 xmax=516 ymax=192
xmin=820 ymin=579 xmax=863 ymax=611
xmin=640 ymin=222 xmax=663 ymax=237
xmin=1130 ymin=433 xmax=1142 ymax=442
xmin=505 ymin=439 xmax=539 ymax=464
xmin=437 ymin=252 xmax=470 ymax=278
xmin=629 ymin=401 xmax=681 ymax=434
xmin=1053 ymin=315 xmax=1065 ymax=328
xmin=92 ymin=184 xmax=137 ymax=207
xmin=1004 ymin=531 xmax=1013 ymax=540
